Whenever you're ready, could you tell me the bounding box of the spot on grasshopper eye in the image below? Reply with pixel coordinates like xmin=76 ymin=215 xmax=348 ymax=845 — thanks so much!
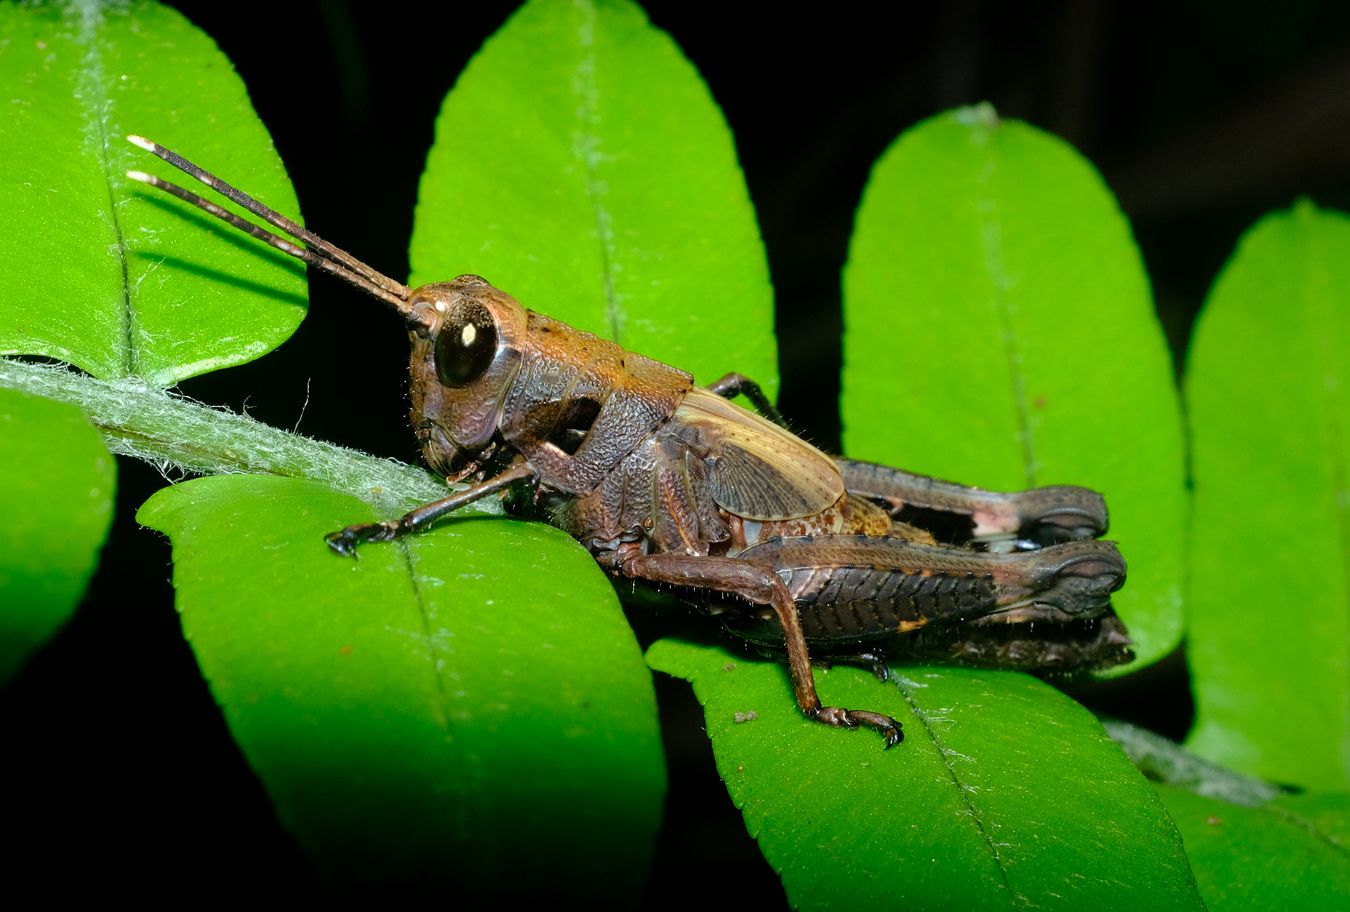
xmin=435 ymin=303 xmax=497 ymax=387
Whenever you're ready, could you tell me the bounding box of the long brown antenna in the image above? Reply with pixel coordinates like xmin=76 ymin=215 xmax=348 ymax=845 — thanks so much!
xmin=126 ymin=135 xmax=416 ymax=317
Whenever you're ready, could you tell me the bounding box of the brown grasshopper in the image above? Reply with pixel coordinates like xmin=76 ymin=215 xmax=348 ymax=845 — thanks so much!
xmin=128 ymin=136 xmax=1130 ymax=748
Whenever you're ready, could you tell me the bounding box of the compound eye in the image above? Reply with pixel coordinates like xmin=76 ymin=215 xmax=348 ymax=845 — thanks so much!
xmin=435 ymin=302 xmax=498 ymax=388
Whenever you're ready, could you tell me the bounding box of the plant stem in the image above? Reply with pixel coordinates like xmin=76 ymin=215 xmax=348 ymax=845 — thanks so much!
xmin=1103 ymin=717 xmax=1283 ymax=806
xmin=0 ymin=358 xmax=497 ymax=517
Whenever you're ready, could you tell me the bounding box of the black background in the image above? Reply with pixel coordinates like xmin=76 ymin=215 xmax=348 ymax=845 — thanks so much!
xmin=6 ymin=1 xmax=1350 ymax=905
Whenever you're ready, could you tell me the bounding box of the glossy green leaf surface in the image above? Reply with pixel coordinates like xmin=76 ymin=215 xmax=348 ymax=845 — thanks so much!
xmin=648 ymin=640 xmax=1204 ymax=912
xmin=138 ymin=475 xmax=665 ymax=899
xmin=0 ymin=0 xmax=304 ymax=386
xmin=841 ymin=106 xmax=1185 ymax=669
xmin=1157 ymin=787 xmax=1350 ymax=911
xmin=0 ymin=387 xmax=114 ymax=683
xmin=1186 ymin=201 xmax=1350 ymax=791
xmin=411 ymin=0 xmax=775 ymax=392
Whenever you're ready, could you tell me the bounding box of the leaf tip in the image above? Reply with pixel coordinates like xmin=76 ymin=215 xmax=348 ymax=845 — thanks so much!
xmin=1291 ymin=195 xmax=1321 ymax=222
xmin=954 ymin=101 xmax=1001 ymax=131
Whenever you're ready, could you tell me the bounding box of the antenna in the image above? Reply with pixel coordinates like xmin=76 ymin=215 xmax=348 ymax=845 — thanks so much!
xmin=126 ymin=136 xmax=417 ymax=318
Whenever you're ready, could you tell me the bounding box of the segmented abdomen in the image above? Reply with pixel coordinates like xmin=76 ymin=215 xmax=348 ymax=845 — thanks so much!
xmin=781 ymin=563 xmax=998 ymax=642
xmin=722 ymin=534 xmax=1004 ymax=648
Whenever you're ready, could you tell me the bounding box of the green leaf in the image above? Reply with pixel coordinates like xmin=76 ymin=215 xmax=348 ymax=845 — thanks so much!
xmin=0 ymin=387 xmax=114 ymax=683
xmin=1185 ymin=201 xmax=1350 ymax=791
xmin=411 ymin=0 xmax=775 ymax=392
xmin=1273 ymin=790 xmax=1350 ymax=844
xmin=0 ymin=0 xmax=304 ymax=386
xmin=137 ymin=475 xmax=665 ymax=899
xmin=648 ymin=640 xmax=1204 ymax=912
xmin=1157 ymin=786 xmax=1350 ymax=911
xmin=841 ymin=105 xmax=1186 ymax=670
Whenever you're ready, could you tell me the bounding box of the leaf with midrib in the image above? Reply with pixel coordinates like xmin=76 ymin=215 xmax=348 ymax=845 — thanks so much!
xmin=647 ymin=640 xmax=1205 ymax=912
xmin=1156 ymin=786 xmax=1350 ymax=911
xmin=0 ymin=0 xmax=304 ymax=386
xmin=398 ymin=0 xmax=788 ymax=894
xmin=1185 ymin=201 xmax=1350 ymax=791
xmin=138 ymin=475 xmax=665 ymax=900
xmin=411 ymin=0 xmax=776 ymax=395
xmin=841 ymin=105 xmax=1186 ymax=670
xmin=0 ymin=387 xmax=114 ymax=683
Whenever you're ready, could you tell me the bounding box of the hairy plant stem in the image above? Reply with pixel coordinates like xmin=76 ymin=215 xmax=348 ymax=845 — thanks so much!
xmin=0 ymin=358 xmax=498 ymax=517
xmin=1103 ymin=718 xmax=1283 ymax=806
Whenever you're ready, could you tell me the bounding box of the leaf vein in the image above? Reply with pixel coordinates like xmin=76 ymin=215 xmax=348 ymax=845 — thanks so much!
xmin=975 ymin=132 xmax=1036 ymax=487
xmin=72 ymin=0 xmax=139 ymax=377
xmin=399 ymin=539 xmax=459 ymax=737
xmin=1264 ymin=801 xmax=1350 ymax=861
xmin=570 ymin=0 xmax=622 ymax=344
xmin=894 ymin=675 xmax=1019 ymax=903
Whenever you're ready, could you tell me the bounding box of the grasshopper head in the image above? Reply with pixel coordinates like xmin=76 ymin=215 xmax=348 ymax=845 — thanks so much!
xmin=122 ymin=140 xmax=532 ymax=481
xmin=406 ymin=275 xmax=528 ymax=479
